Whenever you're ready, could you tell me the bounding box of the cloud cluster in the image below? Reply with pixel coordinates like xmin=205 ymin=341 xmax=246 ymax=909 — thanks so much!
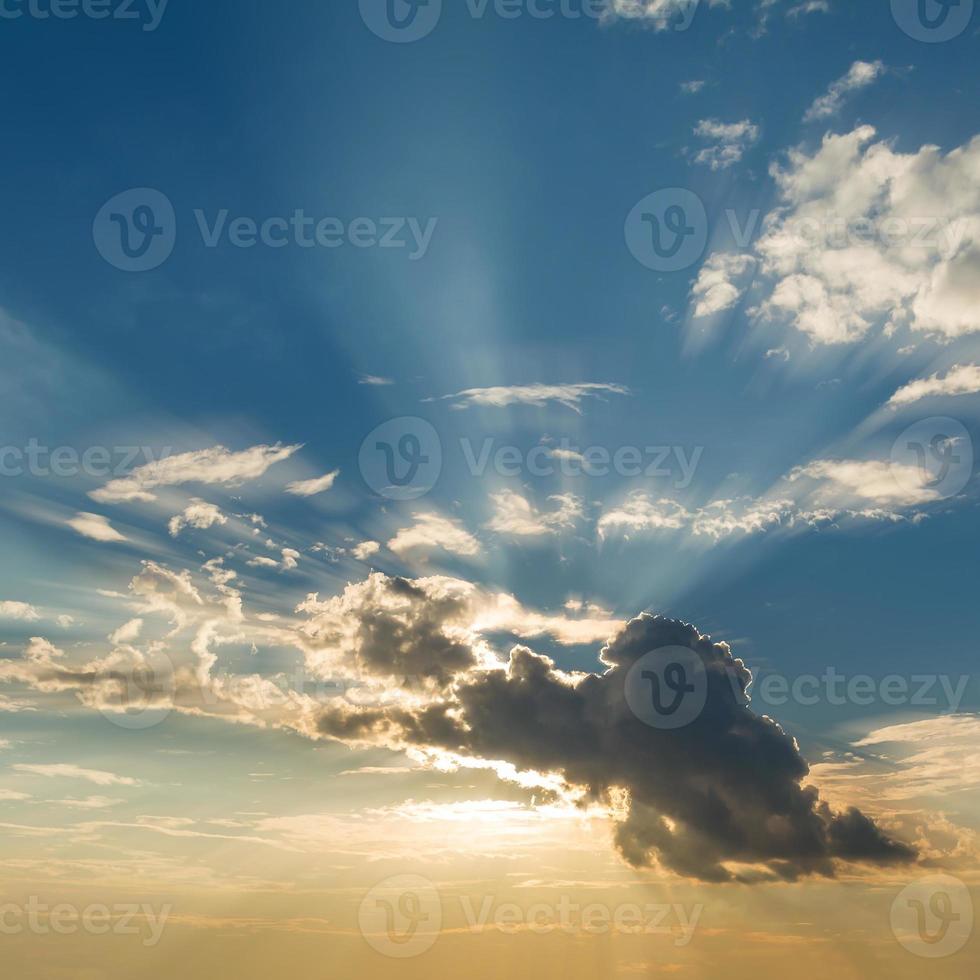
xmin=693 ymin=119 xmax=760 ymax=171
xmin=431 ymin=383 xmax=630 ymax=414
xmin=313 ymin=600 xmax=914 ymax=881
xmin=693 ymin=127 xmax=980 ymax=345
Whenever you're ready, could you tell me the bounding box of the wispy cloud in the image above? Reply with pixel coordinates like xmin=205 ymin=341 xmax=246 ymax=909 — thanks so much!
xmin=13 ymin=764 xmax=138 ymax=787
xmin=803 ymin=59 xmax=885 ymax=122
xmin=67 ymin=512 xmax=127 ymax=543
xmin=693 ymin=118 xmax=760 ymax=170
xmin=888 ymin=364 xmax=980 ymax=407
xmin=430 ymin=383 xmax=630 ymax=413
xmin=285 ymin=470 xmax=340 ymax=497
xmin=90 ymin=443 xmax=301 ymax=504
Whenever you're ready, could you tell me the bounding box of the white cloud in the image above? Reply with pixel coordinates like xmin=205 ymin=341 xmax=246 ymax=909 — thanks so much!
xmin=693 ymin=118 xmax=760 ymax=170
xmin=109 ymin=618 xmax=144 ymax=646
xmin=90 ymin=443 xmax=301 ymax=504
xmin=67 ymin=512 xmax=127 ymax=543
xmin=680 ymin=79 xmax=705 ymax=94
xmin=247 ymin=549 xmax=300 ymax=572
xmin=691 ymin=253 xmax=756 ymax=318
xmin=888 ymin=364 xmax=980 ymax=407
xmin=285 ymin=469 xmax=340 ymax=497
xmin=13 ymin=764 xmax=138 ymax=787
xmin=352 ymin=541 xmax=381 ymax=560
xmin=790 ymin=459 xmax=940 ymax=507
xmin=168 ymin=499 xmax=227 ymax=537
xmin=0 ymin=601 xmax=40 ymax=622
xmin=486 ymin=490 xmax=584 ymax=537
xmin=699 ymin=127 xmax=980 ymax=345
xmin=803 ymin=60 xmax=885 ymax=122
xmin=604 ymin=0 xmax=725 ymax=30
xmin=358 ymin=374 xmax=394 ymax=386
xmin=431 ymin=383 xmax=630 ymax=414
xmin=388 ymin=513 xmax=482 ymax=557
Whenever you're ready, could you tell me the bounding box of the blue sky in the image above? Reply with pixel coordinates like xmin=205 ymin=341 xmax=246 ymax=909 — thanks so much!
xmin=1 ymin=2 xmax=979 ymax=976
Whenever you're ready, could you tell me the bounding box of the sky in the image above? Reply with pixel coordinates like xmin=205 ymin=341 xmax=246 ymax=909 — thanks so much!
xmin=0 ymin=0 xmax=979 ymax=977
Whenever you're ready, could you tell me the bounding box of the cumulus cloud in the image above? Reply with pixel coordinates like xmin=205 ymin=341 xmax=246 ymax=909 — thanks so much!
xmin=693 ymin=119 xmax=760 ymax=170
xmin=313 ymin=600 xmax=914 ymax=882
xmin=388 ymin=513 xmax=482 ymax=557
xmin=90 ymin=443 xmax=300 ymax=504
xmin=0 ymin=601 xmax=40 ymax=622
xmin=691 ymin=253 xmax=756 ymax=318
xmin=888 ymin=364 xmax=980 ymax=407
xmin=285 ymin=470 xmax=340 ymax=497
xmin=352 ymin=541 xmax=381 ymax=560
xmin=736 ymin=127 xmax=980 ymax=344
xmin=430 ymin=383 xmax=630 ymax=414
xmin=168 ymin=499 xmax=227 ymax=537
xmin=803 ymin=60 xmax=885 ymax=123
xmin=67 ymin=512 xmax=127 ymax=543
xmin=486 ymin=490 xmax=584 ymax=537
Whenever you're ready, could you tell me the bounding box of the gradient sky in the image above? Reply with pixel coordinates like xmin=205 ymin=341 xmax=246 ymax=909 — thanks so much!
xmin=1 ymin=1 xmax=979 ymax=977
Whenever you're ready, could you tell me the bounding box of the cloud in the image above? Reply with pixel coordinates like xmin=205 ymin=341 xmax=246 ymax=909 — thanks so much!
xmin=285 ymin=470 xmax=340 ymax=497
xmin=67 ymin=512 xmax=127 ymax=543
xmin=680 ymin=79 xmax=705 ymax=94
xmin=888 ymin=364 xmax=980 ymax=407
xmin=431 ymin=383 xmax=630 ymax=414
xmin=486 ymin=490 xmax=584 ymax=537
xmin=13 ymin=764 xmax=138 ymax=787
xmin=247 ymin=549 xmax=301 ymax=573
xmin=388 ymin=513 xmax=482 ymax=557
xmin=691 ymin=253 xmax=756 ymax=318
xmin=358 ymin=375 xmax=394 ymax=386
xmin=313 ymin=600 xmax=914 ymax=882
xmin=0 ymin=601 xmax=41 ymax=622
xmin=803 ymin=60 xmax=885 ymax=122
xmin=109 ymin=618 xmax=144 ymax=646
xmin=603 ymin=0 xmax=725 ymax=30
xmin=352 ymin=541 xmax=381 ymax=560
xmin=693 ymin=119 xmax=760 ymax=170
xmin=168 ymin=499 xmax=227 ymax=537
xmin=789 ymin=459 xmax=941 ymax=507
xmin=90 ymin=443 xmax=301 ymax=504
xmin=734 ymin=127 xmax=980 ymax=344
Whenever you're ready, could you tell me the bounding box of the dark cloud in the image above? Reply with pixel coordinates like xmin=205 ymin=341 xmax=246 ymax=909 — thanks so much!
xmin=317 ymin=604 xmax=916 ymax=882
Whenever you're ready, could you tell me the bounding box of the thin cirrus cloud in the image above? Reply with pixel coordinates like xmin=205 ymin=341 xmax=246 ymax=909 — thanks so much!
xmin=12 ymin=764 xmax=138 ymax=787
xmin=89 ymin=443 xmax=301 ymax=504
xmin=429 ymin=383 xmax=630 ymax=413
xmin=67 ymin=512 xmax=127 ymax=543
xmin=888 ymin=364 xmax=980 ymax=407
xmin=803 ymin=59 xmax=885 ymax=122
xmin=285 ymin=469 xmax=340 ymax=497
